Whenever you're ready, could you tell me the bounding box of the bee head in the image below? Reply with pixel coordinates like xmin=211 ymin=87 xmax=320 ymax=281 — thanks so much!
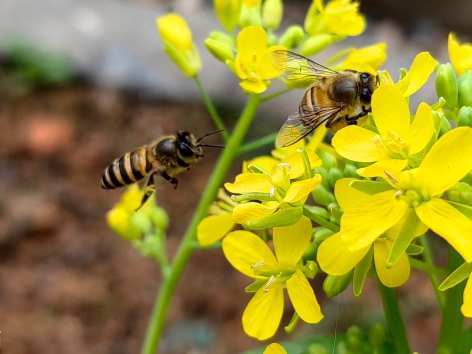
xmin=359 ymin=72 xmax=378 ymax=104
xmin=176 ymin=130 xmax=204 ymax=162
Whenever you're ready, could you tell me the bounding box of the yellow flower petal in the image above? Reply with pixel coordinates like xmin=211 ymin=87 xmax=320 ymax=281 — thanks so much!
xmin=306 ymin=124 xmax=328 ymax=151
xmin=416 ymin=127 xmax=472 ymax=197
xmin=449 ymin=33 xmax=472 ymax=76
xmin=462 ymin=275 xmax=472 ymax=317
xmin=157 ymin=13 xmax=193 ymax=51
xmin=240 ymin=79 xmax=268 ymax=94
xmin=273 ymin=216 xmax=312 ymax=267
xmin=237 ymin=25 xmax=267 ymax=58
xmin=264 ymin=343 xmax=287 ymax=354
xmin=372 ymin=85 xmax=410 ymax=142
xmin=232 ymin=202 xmax=278 ymax=225
xmin=416 ymin=198 xmax=472 ymax=262
xmin=282 ymin=150 xmax=322 ymax=179
xmin=317 ymin=233 xmax=370 ymax=275
xmin=242 ymin=284 xmax=284 ymax=340
xmin=324 ymin=0 xmax=365 ymax=36
xmin=332 ymin=125 xmax=389 ymax=162
xmin=341 ymin=191 xmax=409 ymax=250
xmin=245 ymin=156 xmax=278 ymax=174
xmin=222 ymin=230 xmax=277 ymax=277
xmin=224 ymin=173 xmax=273 ymax=194
xmin=286 ymin=269 xmax=323 ymax=323
xmin=407 ymin=102 xmax=434 ymax=154
xmin=396 ymin=51 xmax=438 ymax=97
xmin=283 ymin=175 xmax=322 ymax=204
xmin=341 ymin=43 xmax=387 ymax=74
xmin=374 ymin=239 xmax=410 ymax=287
xmin=197 ymin=214 xmax=234 ymax=246
xmin=357 ymin=159 xmax=408 ymax=178
xmin=334 ymin=178 xmax=371 ymax=210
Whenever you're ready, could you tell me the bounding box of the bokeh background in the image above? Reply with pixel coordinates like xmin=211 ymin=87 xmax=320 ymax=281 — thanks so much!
xmin=1 ymin=1 xmax=471 ymax=353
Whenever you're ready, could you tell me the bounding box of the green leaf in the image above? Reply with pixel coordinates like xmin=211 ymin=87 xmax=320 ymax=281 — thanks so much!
xmin=438 ymin=262 xmax=472 ymax=291
xmin=387 ymin=209 xmax=419 ymax=267
xmin=406 ymin=243 xmax=424 ymax=256
xmin=353 ymin=248 xmax=373 ymax=297
xmin=349 ymin=180 xmax=391 ymax=195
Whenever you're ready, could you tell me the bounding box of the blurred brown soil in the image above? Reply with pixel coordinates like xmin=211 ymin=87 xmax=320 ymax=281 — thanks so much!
xmin=0 ymin=85 xmax=445 ymax=354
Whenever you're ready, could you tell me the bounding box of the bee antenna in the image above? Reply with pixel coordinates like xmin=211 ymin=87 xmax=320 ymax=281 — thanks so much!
xmin=197 ymin=129 xmax=225 ymax=142
xmin=198 ymin=144 xmax=225 ymax=149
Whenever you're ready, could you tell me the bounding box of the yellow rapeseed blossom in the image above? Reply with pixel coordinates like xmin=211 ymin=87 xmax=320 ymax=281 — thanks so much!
xmin=332 ymin=128 xmax=472 ymax=264
xmin=336 ymin=43 xmax=387 ymax=75
xmin=305 ymin=0 xmax=366 ymax=37
xmin=264 ymin=343 xmax=287 ymax=354
xmin=333 ymin=84 xmax=435 ymax=172
xmin=156 ymin=13 xmax=201 ymax=77
xmin=317 ymin=179 xmax=415 ymax=287
xmin=225 ymin=163 xmax=321 ymax=229
xmin=214 ymin=0 xmax=242 ymax=31
xmin=233 ymin=26 xmax=284 ymax=93
xmin=222 ymin=217 xmax=323 ymax=340
xmin=448 ymin=33 xmax=472 ymax=75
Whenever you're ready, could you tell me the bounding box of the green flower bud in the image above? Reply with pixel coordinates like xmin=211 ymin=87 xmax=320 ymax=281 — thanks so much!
xmin=436 ymin=63 xmax=458 ymax=109
xmin=313 ymin=166 xmax=329 ymax=187
xmin=308 ymin=344 xmax=329 ymax=354
xmin=243 ymin=206 xmax=302 ymax=230
xmin=327 ymin=167 xmax=343 ymax=188
xmin=447 ymin=182 xmax=472 ymax=205
xmin=346 ymin=326 xmax=363 ymax=350
xmin=318 ymin=149 xmax=338 ymax=169
xmin=457 ymin=106 xmax=472 ymax=126
xmin=434 ymin=110 xmax=452 ymax=136
xmin=300 ymin=34 xmax=336 ymax=57
xmin=302 ymin=260 xmax=319 ymax=279
xmin=304 ymin=205 xmax=329 ymax=224
xmin=267 ymin=31 xmax=278 ymax=46
xmin=369 ymin=323 xmax=386 ymax=348
xmin=279 ymin=25 xmax=305 ymax=49
xmin=313 ymin=226 xmax=334 ymax=244
xmin=239 ymin=2 xmax=262 ymax=27
xmin=131 ymin=212 xmax=153 ymax=234
xmin=323 ymin=272 xmax=352 ymax=297
xmin=312 ymin=185 xmax=336 ymax=207
xmin=458 ymin=71 xmax=472 ymax=107
xmin=204 ymin=31 xmax=235 ymax=63
xmin=343 ymin=163 xmax=358 ymax=178
xmin=262 ymin=0 xmax=283 ymax=30
xmin=150 ymin=206 xmax=169 ymax=230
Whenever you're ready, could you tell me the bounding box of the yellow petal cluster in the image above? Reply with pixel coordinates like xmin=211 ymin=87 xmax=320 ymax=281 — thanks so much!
xmin=448 ymin=33 xmax=472 ymax=75
xmin=337 ymin=43 xmax=387 ymax=75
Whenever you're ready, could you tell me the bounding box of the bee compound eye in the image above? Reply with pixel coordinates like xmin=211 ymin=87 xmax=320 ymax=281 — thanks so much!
xmin=360 ymin=72 xmax=370 ymax=81
xmin=179 ymin=143 xmax=194 ymax=158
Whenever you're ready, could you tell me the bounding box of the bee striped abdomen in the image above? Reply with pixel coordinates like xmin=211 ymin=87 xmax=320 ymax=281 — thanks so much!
xmin=100 ymin=148 xmax=152 ymax=189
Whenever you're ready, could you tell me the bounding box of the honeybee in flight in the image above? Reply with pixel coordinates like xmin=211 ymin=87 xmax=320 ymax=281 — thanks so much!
xmin=100 ymin=130 xmax=223 ymax=207
xmin=272 ymin=50 xmax=379 ymax=148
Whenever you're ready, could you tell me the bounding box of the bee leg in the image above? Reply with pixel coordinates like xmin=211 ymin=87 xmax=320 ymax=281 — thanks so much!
xmin=160 ymin=171 xmax=179 ymax=189
xmin=136 ymin=173 xmax=157 ymax=211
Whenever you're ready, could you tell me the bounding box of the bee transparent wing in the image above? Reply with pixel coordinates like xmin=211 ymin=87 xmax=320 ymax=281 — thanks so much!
xmin=272 ymin=50 xmax=338 ymax=83
xmin=275 ymin=106 xmax=343 ymax=148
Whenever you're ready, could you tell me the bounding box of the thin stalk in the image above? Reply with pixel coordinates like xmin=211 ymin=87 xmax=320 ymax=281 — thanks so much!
xmin=238 ymin=133 xmax=277 ymax=155
xmin=194 ymin=76 xmax=228 ymax=141
xmin=377 ymin=281 xmax=411 ymax=354
xmin=420 ymin=237 xmax=445 ymax=309
xmin=140 ymin=95 xmax=260 ymax=354
xmin=438 ymin=249 xmax=465 ymax=354
xmin=261 ymin=87 xmax=293 ymax=102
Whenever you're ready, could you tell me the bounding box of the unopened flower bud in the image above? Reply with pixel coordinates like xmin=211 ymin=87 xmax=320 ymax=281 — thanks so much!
xmin=214 ymin=0 xmax=242 ymax=31
xmin=304 ymin=205 xmax=329 ymax=223
xmin=302 ymin=260 xmax=319 ymax=279
xmin=323 ymin=273 xmax=351 ymax=297
xmin=434 ymin=111 xmax=452 ymax=136
xmin=239 ymin=1 xmax=262 ymax=27
xmin=308 ymin=344 xmax=329 ymax=354
xmin=279 ymin=25 xmax=305 ymax=49
xmin=313 ymin=226 xmax=334 ymax=246
xmin=447 ymin=182 xmax=472 ymax=205
xmin=457 ymin=106 xmax=472 ymax=127
xmin=312 ymin=185 xmax=336 ymax=207
xmin=327 ymin=167 xmax=344 ymax=188
xmin=346 ymin=326 xmax=363 ymax=350
xmin=458 ymin=71 xmax=472 ymax=107
xmin=300 ymin=34 xmax=336 ymax=57
xmin=150 ymin=206 xmax=169 ymax=230
xmin=318 ymin=149 xmax=338 ymax=169
xmin=157 ymin=14 xmax=201 ymax=77
xmin=369 ymin=323 xmax=386 ymax=348
xmin=436 ymin=63 xmax=458 ymax=109
xmin=343 ymin=163 xmax=358 ymax=177
xmin=262 ymin=0 xmax=283 ymax=30
xmin=204 ymin=31 xmax=235 ymax=63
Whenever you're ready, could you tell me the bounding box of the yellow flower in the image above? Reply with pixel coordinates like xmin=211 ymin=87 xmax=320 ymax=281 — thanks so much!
xmin=448 ymin=33 xmax=472 ymax=76
xmin=225 ymin=162 xmax=322 ymax=229
xmin=222 ymin=217 xmax=323 ymax=340
xmin=233 ymin=26 xmax=284 ymax=93
xmin=332 ymin=128 xmax=472 ymax=264
xmin=317 ymin=179 xmax=416 ymax=287
xmin=214 ymin=0 xmax=242 ymax=31
xmin=156 ymin=13 xmax=201 ymax=77
xmin=305 ymin=0 xmax=366 ymax=37
xmin=463 ymin=273 xmax=472 ymax=317
xmin=336 ymin=43 xmax=387 ymax=75
xmin=264 ymin=343 xmax=287 ymax=354
xmin=333 ymin=85 xmax=435 ymax=171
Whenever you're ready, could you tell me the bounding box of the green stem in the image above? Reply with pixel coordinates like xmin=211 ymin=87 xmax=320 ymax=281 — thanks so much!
xmin=140 ymin=95 xmax=260 ymax=354
xmin=438 ymin=249 xmax=465 ymax=354
xmin=238 ymin=133 xmax=277 ymax=155
xmin=377 ymin=282 xmax=411 ymax=354
xmin=420 ymin=237 xmax=446 ymax=309
xmin=194 ymin=76 xmax=229 ymax=141
xmin=261 ymin=87 xmax=293 ymax=102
